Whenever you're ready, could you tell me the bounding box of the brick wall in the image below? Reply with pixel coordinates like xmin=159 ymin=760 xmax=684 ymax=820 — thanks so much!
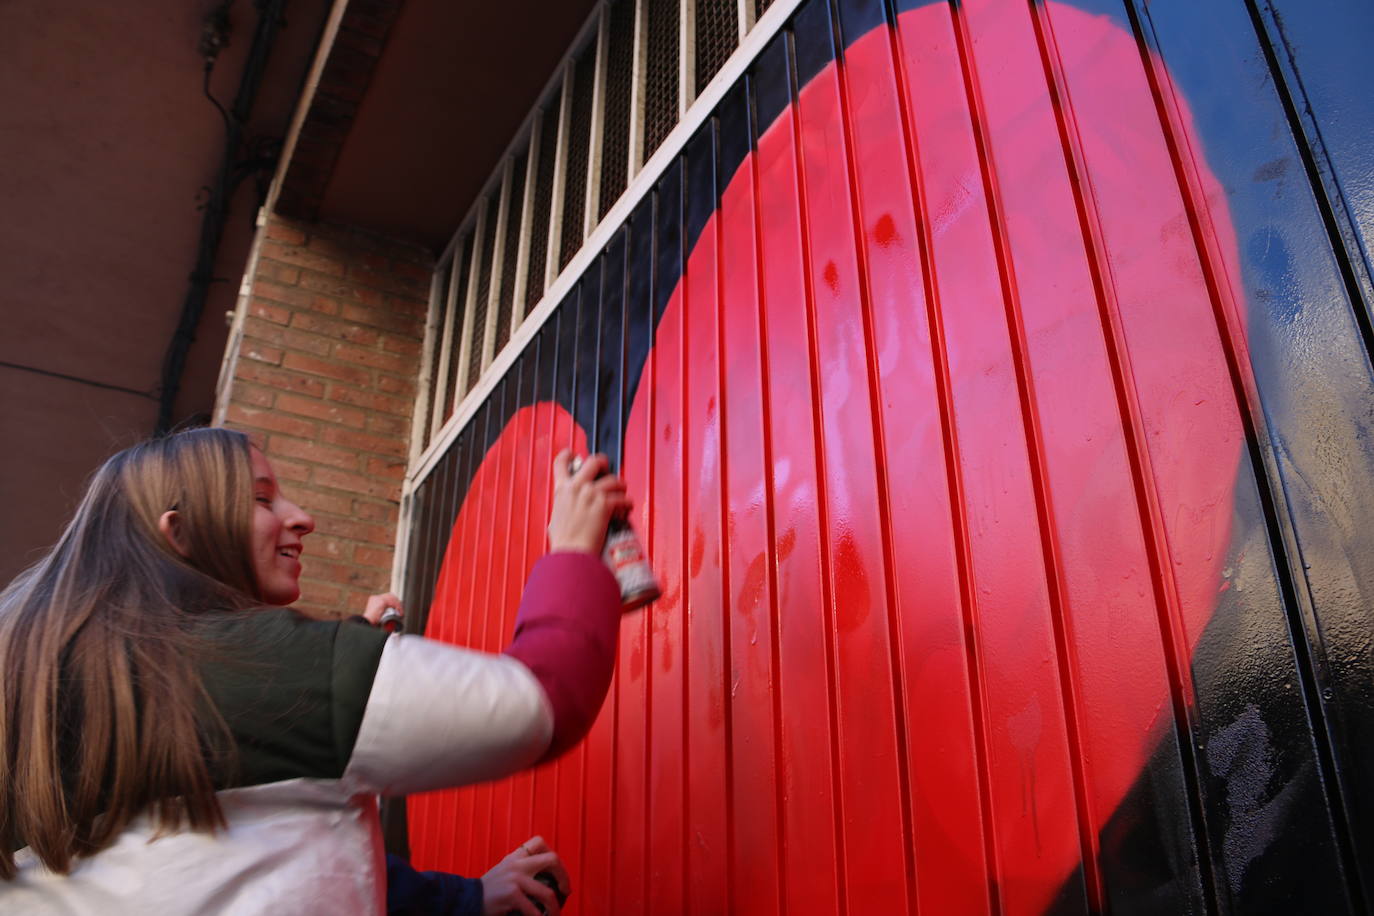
xmin=220 ymin=215 xmax=432 ymax=618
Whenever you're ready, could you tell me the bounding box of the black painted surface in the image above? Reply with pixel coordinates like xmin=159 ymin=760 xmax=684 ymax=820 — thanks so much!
xmin=405 ymin=473 xmax=433 ymax=630
xmin=1258 ymin=0 xmax=1374 ymax=341
xmin=451 ymin=429 xmax=474 ymax=625
xmin=837 ymin=0 xmax=886 ymax=44
xmin=623 ymin=198 xmax=655 ymax=446
xmin=684 ymin=122 xmax=717 ymax=256
xmin=654 ymin=158 xmax=684 ymax=320
xmin=471 ymin=400 xmax=491 ymax=525
xmin=427 ymin=449 xmax=451 ymax=631
xmin=574 ymin=266 xmax=603 ymax=445
xmin=716 ymin=80 xmax=752 ymax=200
xmin=553 ymin=292 xmax=578 ymax=445
xmin=753 ymin=33 xmax=792 ymax=149
xmin=553 ymin=297 xmax=577 ymax=457
xmin=597 ymin=232 xmax=628 ymax=466
xmin=423 ymin=441 xmax=451 ymax=633
xmin=791 ymin=0 xmax=836 ymax=97
xmin=537 ymin=322 xmax=557 ymax=405
xmin=519 ymin=347 xmax=540 ymax=468
xmin=1125 ymin=0 xmax=1374 ymax=908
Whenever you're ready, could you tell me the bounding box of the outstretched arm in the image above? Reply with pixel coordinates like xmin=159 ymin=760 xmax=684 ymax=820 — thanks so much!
xmin=340 ymin=452 xmax=630 ymax=796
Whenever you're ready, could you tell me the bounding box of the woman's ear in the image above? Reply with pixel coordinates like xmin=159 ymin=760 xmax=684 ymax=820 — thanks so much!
xmin=158 ymin=510 xmax=192 ymax=558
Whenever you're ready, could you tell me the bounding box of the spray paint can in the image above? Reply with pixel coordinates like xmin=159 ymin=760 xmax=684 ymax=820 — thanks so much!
xmin=378 ymin=607 xmax=404 ymax=634
xmin=569 ymin=457 xmax=661 ymax=610
xmin=505 ymin=870 xmax=566 ymax=916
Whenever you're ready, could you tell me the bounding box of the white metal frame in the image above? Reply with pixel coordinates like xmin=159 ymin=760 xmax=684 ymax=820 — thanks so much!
xmin=546 ymin=65 xmax=576 ymax=292
xmin=628 ymin=0 xmax=650 ymax=176
xmin=481 ymin=163 xmax=514 ymax=373
xmin=738 ymin=0 xmax=756 ymax=39
xmin=419 ymin=261 xmax=460 ymax=454
xmin=509 ymin=120 xmax=542 ymax=335
xmin=680 ymin=0 xmax=698 ymax=115
xmin=451 ymin=199 xmax=488 ymax=402
xmin=583 ymin=8 xmax=610 ymax=236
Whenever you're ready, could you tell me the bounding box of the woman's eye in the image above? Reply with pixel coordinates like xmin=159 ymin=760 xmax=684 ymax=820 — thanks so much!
xmin=256 ymin=496 xmax=273 ymax=505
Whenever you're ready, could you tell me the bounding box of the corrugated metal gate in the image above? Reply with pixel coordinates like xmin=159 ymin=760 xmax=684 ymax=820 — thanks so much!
xmin=400 ymin=0 xmax=1374 ymax=912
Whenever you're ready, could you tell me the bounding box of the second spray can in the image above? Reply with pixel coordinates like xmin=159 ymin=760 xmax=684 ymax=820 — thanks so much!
xmin=570 ymin=456 xmax=660 ymax=611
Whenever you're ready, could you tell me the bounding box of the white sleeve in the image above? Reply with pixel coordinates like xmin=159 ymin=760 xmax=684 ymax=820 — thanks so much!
xmin=339 ymin=634 xmax=553 ymax=796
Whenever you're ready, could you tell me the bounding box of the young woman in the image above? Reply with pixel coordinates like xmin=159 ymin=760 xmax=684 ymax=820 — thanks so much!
xmin=0 ymin=427 xmax=628 ymax=915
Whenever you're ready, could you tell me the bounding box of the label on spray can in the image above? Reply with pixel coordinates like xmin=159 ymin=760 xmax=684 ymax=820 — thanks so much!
xmin=569 ymin=457 xmax=661 ymax=610
xmin=603 ymin=519 xmax=661 ymax=610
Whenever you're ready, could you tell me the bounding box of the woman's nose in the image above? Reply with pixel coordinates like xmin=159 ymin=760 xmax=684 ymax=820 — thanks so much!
xmin=287 ymin=502 xmax=315 ymax=535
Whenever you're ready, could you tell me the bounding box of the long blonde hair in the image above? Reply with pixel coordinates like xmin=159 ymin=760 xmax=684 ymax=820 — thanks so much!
xmin=0 ymin=428 xmax=261 ymax=877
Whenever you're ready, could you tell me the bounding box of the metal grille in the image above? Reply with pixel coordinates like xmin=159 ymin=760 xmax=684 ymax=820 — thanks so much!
xmin=599 ymin=0 xmax=636 ymax=220
xmin=466 ymin=198 xmax=500 ymax=393
xmin=423 ymin=0 xmax=776 ymax=450
xmin=496 ymin=150 xmax=528 ymax=353
xmin=526 ymin=103 xmax=561 ymax=310
xmin=643 ymin=0 xmax=680 ymax=159
xmin=695 ymin=0 xmax=738 ymax=94
xmin=755 ymin=0 xmax=773 ymax=19
xmin=559 ymin=45 xmax=597 ymax=270
xmin=475 ymin=196 xmax=499 ymax=320
xmin=441 ymin=234 xmax=474 ymax=422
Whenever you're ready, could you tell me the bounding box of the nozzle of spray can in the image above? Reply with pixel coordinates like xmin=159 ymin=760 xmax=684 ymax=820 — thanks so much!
xmin=569 ymin=456 xmax=660 ymax=611
xmin=378 ymin=607 xmax=403 ymax=634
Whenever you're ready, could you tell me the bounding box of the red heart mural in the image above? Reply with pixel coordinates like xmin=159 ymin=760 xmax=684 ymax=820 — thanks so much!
xmin=410 ymin=2 xmax=1252 ymax=913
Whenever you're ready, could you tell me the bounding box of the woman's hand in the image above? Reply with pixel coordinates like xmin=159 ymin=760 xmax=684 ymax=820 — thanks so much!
xmin=481 ymin=835 xmax=570 ymax=916
xmin=361 ymin=592 xmax=402 ymax=627
xmin=545 ymin=450 xmax=631 ymax=555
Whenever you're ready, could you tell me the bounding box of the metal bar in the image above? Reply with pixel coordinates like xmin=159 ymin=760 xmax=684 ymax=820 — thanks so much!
xmin=545 ymin=66 xmax=575 ymax=293
xmin=738 ymin=0 xmax=754 ymax=39
xmin=510 ymin=118 xmax=542 ymax=333
xmin=680 ymin=0 xmax=698 ymax=115
xmin=585 ymin=6 xmax=610 ymax=238
xmin=452 ymin=200 xmax=489 ymax=405
xmin=483 ymin=160 xmax=515 ymax=372
xmin=427 ymin=258 xmax=463 ymax=443
xmin=212 ymin=208 xmax=270 ymax=426
xmin=628 ymin=0 xmax=649 ymax=176
xmin=408 ymin=262 xmax=446 ymax=463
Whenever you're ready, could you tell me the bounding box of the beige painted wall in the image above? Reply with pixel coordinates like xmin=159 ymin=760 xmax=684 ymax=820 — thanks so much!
xmin=0 ymin=0 xmax=327 ymax=583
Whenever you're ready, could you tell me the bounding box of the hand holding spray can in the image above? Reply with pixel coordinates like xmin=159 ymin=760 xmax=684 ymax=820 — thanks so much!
xmin=505 ymin=871 xmax=566 ymax=916
xmin=378 ymin=607 xmax=404 ymax=633
xmin=570 ymin=456 xmax=660 ymax=610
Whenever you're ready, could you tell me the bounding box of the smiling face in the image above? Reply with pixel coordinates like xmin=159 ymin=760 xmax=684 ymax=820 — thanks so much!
xmin=249 ymin=447 xmax=315 ymax=605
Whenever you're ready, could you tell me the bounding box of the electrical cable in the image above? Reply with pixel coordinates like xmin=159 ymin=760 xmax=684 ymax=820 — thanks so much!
xmin=155 ymin=0 xmax=288 ymax=434
xmin=202 ymin=64 xmax=235 ymax=136
xmin=0 ymin=359 xmax=158 ymax=400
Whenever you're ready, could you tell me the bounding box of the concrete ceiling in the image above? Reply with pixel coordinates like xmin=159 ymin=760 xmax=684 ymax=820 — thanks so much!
xmin=312 ymin=0 xmax=599 ymax=252
xmin=0 ymin=0 xmax=331 ymax=581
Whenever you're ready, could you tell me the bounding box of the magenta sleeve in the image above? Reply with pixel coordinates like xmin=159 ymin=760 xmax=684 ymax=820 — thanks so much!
xmin=502 ymin=551 xmax=621 ymax=760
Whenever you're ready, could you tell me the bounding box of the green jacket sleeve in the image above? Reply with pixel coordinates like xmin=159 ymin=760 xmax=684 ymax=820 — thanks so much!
xmin=197 ymin=609 xmax=389 ymax=788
